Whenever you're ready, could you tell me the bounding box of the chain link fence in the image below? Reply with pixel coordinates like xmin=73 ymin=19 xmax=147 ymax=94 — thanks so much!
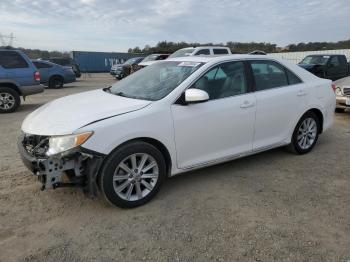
xmin=268 ymin=49 xmax=350 ymax=64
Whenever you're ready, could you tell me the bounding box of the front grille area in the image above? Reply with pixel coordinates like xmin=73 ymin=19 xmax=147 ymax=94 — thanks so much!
xmin=22 ymin=134 xmax=49 ymax=158
xmin=343 ymin=87 xmax=350 ymax=96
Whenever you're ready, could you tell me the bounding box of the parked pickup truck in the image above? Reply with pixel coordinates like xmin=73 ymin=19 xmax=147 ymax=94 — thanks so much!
xmin=299 ymin=54 xmax=350 ymax=81
xmin=0 ymin=49 xmax=44 ymax=113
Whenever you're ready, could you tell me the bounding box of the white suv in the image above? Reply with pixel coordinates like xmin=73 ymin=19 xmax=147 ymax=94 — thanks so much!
xmin=168 ymin=46 xmax=232 ymax=59
xmin=18 ymin=55 xmax=335 ymax=208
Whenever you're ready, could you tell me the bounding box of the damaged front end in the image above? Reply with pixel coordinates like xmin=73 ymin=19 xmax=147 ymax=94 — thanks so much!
xmin=18 ymin=133 xmax=105 ymax=197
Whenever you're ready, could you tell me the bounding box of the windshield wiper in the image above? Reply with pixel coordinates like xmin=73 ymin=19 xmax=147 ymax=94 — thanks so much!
xmin=115 ymin=92 xmax=128 ymax=97
xmin=103 ymin=86 xmax=112 ymax=93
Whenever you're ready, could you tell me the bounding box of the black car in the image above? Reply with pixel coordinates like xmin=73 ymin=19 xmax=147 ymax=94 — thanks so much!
xmin=111 ymin=57 xmax=144 ymax=79
xmin=299 ymin=54 xmax=350 ymax=81
xmin=46 ymin=57 xmax=81 ymax=78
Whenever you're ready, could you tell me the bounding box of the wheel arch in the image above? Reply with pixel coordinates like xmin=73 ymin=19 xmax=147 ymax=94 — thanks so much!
xmin=105 ymin=137 xmax=172 ymax=176
xmin=49 ymin=74 xmax=64 ymax=81
xmin=0 ymin=82 xmax=22 ymax=96
xmin=305 ymin=108 xmax=324 ymax=134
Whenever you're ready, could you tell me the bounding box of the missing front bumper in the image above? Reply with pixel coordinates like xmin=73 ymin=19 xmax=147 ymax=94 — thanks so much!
xmin=18 ymin=135 xmax=105 ymax=197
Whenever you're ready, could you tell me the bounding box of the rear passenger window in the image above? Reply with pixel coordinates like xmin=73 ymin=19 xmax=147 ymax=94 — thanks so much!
xmin=33 ymin=62 xmax=52 ymax=69
xmin=0 ymin=51 xmax=28 ymax=69
xmin=329 ymin=56 xmax=340 ymax=67
xmin=250 ymin=61 xmax=288 ymax=91
xmin=286 ymin=69 xmax=302 ymax=85
xmin=213 ymin=49 xmax=229 ymax=55
xmin=195 ymin=49 xmax=210 ymax=55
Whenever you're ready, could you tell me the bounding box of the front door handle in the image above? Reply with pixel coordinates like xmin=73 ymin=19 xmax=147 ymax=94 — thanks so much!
xmin=297 ymin=90 xmax=308 ymax=97
xmin=240 ymin=101 xmax=255 ymax=109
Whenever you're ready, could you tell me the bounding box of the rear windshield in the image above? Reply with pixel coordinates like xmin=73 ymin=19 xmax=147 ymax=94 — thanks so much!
xmin=141 ymin=55 xmax=160 ymax=62
xmin=300 ymin=56 xmax=329 ymax=65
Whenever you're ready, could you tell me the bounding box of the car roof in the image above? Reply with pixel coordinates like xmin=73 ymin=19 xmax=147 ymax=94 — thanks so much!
xmin=32 ymin=59 xmax=57 ymax=66
xmin=166 ymin=54 xmax=272 ymax=63
xmin=147 ymin=54 xmax=170 ymax=56
xmin=305 ymin=54 xmax=341 ymax=56
xmin=179 ymin=46 xmax=229 ymax=50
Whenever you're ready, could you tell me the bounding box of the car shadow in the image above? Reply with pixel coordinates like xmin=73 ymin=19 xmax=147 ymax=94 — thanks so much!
xmin=17 ymin=103 xmax=43 ymax=113
xmin=160 ymin=147 xmax=289 ymax=195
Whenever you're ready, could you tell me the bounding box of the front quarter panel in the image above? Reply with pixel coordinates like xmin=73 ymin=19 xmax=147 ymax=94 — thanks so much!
xmin=77 ymin=103 xmax=178 ymax=172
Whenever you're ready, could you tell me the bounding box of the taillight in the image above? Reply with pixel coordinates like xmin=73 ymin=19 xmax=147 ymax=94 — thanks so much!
xmin=331 ymin=83 xmax=336 ymax=93
xmin=34 ymin=71 xmax=40 ymax=82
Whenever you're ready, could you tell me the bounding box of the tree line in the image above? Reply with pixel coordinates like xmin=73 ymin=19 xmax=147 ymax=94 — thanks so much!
xmin=2 ymin=39 xmax=350 ymax=58
xmin=128 ymin=39 xmax=350 ymax=54
xmin=0 ymin=46 xmax=71 ymax=59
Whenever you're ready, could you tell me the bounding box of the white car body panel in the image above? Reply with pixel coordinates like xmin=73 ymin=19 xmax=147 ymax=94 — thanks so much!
xmin=170 ymin=46 xmax=232 ymax=57
xmin=21 ymin=89 xmax=151 ymax=136
xmin=21 ymin=55 xmax=335 ymax=176
xmin=171 ymin=93 xmax=256 ymax=168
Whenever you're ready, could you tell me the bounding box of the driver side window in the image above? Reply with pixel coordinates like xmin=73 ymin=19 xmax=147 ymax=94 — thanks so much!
xmin=191 ymin=61 xmax=247 ymax=100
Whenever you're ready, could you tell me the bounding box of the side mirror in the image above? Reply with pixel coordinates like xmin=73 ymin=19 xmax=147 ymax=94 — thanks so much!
xmin=185 ymin=89 xmax=209 ymax=104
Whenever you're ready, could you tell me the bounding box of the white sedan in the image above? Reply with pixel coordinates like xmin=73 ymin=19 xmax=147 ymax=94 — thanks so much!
xmin=18 ymin=55 xmax=336 ymax=208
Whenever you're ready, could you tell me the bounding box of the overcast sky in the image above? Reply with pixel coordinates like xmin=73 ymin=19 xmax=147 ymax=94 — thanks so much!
xmin=0 ymin=0 xmax=349 ymax=52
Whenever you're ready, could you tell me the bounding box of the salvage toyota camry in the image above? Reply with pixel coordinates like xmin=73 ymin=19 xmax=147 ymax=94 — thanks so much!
xmin=18 ymin=55 xmax=336 ymax=208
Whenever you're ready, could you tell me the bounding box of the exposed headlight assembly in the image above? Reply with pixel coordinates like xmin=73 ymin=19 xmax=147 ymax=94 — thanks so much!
xmin=335 ymin=87 xmax=343 ymax=96
xmin=46 ymin=132 xmax=93 ymax=156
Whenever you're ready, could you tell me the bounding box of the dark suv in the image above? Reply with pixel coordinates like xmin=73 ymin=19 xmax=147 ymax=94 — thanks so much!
xmin=46 ymin=57 xmax=81 ymax=78
xmin=0 ymin=50 xmax=43 ymax=113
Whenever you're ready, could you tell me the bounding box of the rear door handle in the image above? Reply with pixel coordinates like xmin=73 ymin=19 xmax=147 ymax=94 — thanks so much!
xmin=240 ymin=101 xmax=255 ymax=109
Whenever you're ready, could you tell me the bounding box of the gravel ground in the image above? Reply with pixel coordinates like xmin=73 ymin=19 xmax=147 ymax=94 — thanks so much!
xmin=0 ymin=73 xmax=349 ymax=262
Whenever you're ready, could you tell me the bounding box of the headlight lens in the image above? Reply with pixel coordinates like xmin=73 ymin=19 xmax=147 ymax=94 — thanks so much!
xmin=46 ymin=132 xmax=93 ymax=156
xmin=335 ymin=87 xmax=343 ymax=96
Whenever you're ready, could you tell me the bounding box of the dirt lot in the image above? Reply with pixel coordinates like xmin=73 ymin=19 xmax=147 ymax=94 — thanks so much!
xmin=0 ymin=73 xmax=349 ymax=262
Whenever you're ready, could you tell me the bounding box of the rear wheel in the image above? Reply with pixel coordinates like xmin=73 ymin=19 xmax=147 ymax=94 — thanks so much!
xmin=49 ymin=76 xmax=64 ymax=89
xmin=99 ymin=141 xmax=166 ymax=208
xmin=288 ymin=111 xmax=320 ymax=154
xmin=0 ymin=87 xmax=21 ymax=113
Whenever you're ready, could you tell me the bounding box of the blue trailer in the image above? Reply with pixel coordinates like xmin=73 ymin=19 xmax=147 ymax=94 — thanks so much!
xmin=71 ymin=51 xmax=142 ymax=73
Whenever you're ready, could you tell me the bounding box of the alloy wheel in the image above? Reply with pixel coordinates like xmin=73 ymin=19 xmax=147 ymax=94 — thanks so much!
xmin=0 ymin=92 xmax=15 ymax=110
xmin=113 ymin=153 xmax=159 ymax=201
xmin=297 ymin=118 xmax=317 ymax=150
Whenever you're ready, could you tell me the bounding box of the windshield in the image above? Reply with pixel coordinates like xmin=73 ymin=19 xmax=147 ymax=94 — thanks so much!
xmin=168 ymin=48 xmax=195 ymax=59
xmin=124 ymin=58 xmax=139 ymax=65
xmin=300 ymin=56 xmax=329 ymax=65
xmin=141 ymin=55 xmax=160 ymax=62
xmin=109 ymin=61 xmax=203 ymax=101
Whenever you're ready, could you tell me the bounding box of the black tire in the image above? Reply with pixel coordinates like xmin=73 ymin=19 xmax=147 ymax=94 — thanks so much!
xmin=335 ymin=108 xmax=345 ymax=113
xmin=99 ymin=141 xmax=166 ymax=208
xmin=0 ymin=87 xmax=21 ymax=113
xmin=288 ymin=111 xmax=320 ymax=155
xmin=49 ymin=76 xmax=64 ymax=89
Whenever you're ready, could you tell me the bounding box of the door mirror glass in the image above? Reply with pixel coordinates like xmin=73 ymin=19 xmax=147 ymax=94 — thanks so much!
xmin=185 ymin=89 xmax=209 ymax=103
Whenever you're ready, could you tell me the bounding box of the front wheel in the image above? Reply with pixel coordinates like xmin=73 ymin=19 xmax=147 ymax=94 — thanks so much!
xmin=288 ymin=112 xmax=320 ymax=155
xmin=99 ymin=141 xmax=166 ymax=208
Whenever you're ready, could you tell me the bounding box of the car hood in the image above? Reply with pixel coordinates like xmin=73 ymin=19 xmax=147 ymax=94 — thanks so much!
xmin=21 ymin=89 xmax=151 ymax=136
